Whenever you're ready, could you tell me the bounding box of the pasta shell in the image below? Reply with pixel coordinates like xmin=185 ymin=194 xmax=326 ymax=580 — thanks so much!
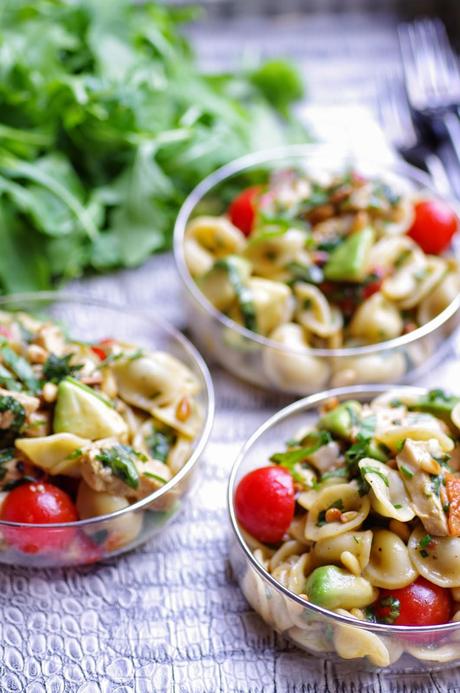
xmin=397 ymin=256 xmax=447 ymax=310
xmin=244 ymin=228 xmax=310 ymax=278
xmin=185 ymin=215 xmax=245 ymax=257
xmin=16 ymin=433 xmax=90 ymax=477
xmin=294 ymin=283 xmax=343 ymax=338
xmin=229 ymin=277 xmax=294 ymax=336
xmin=375 ymin=412 xmax=454 ymax=453
xmin=305 ymin=482 xmax=370 ymax=542
xmin=333 ymin=609 xmax=391 ymax=667
xmin=408 ymin=526 xmax=460 ymax=588
xmin=263 ymin=323 xmax=330 ymax=393
xmin=313 ymin=530 xmax=373 ymax=571
xmin=348 ymin=292 xmax=403 ymax=342
xmin=363 ymin=529 xmax=418 ymax=589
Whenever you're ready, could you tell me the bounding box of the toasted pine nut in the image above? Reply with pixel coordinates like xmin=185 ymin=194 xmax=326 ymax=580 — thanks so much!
xmin=340 ymin=510 xmax=358 ymax=523
xmin=42 ymin=382 xmax=58 ymax=403
xmin=341 ymin=550 xmax=361 ymax=576
xmin=325 ymin=507 xmax=342 ymax=523
xmin=27 ymin=344 xmax=47 ymax=364
xmin=176 ymin=397 xmax=191 ymax=422
xmin=388 ymin=519 xmax=410 ymax=543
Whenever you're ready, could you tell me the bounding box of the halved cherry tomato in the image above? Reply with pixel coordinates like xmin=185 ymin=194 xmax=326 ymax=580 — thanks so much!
xmin=66 ymin=532 xmax=102 ymax=565
xmin=362 ymin=267 xmax=385 ymax=300
xmin=408 ymin=199 xmax=458 ymax=255
xmin=374 ymin=577 xmax=452 ymax=627
xmin=229 ymin=186 xmax=261 ymax=236
xmin=235 ymin=466 xmax=295 ymax=544
xmin=1 ymin=482 xmax=78 ymax=554
xmin=0 ymin=325 xmax=13 ymax=340
xmin=90 ymin=338 xmax=115 ymax=361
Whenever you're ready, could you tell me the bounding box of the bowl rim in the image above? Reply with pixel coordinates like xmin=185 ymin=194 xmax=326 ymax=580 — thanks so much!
xmin=227 ymin=383 xmax=460 ymax=635
xmin=0 ymin=291 xmax=215 ymax=529
xmin=173 ymin=143 xmax=460 ymax=358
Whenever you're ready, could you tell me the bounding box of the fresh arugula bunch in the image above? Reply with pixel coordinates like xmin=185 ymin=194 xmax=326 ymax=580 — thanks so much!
xmin=0 ymin=0 xmax=306 ymax=292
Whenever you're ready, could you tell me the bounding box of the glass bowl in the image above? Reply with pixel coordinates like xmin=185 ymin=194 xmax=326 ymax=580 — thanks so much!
xmin=228 ymin=385 xmax=460 ymax=672
xmin=0 ymin=292 xmax=214 ymax=568
xmin=173 ymin=145 xmax=460 ymax=395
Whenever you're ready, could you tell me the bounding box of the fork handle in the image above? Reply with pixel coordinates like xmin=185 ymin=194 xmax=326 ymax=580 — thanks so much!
xmin=423 ymin=152 xmax=453 ymax=196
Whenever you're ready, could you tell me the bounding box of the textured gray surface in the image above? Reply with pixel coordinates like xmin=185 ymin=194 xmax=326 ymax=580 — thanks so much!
xmin=2 ymin=10 xmax=460 ymax=692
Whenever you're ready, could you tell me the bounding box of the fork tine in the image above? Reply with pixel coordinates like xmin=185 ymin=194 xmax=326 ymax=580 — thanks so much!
xmin=377 ymin=73 xmax=417 ymax=150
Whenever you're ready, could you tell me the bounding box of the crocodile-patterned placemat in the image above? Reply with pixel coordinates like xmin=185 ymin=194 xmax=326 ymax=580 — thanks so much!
xmin=2 ymin=10 xmax=460 ymax=692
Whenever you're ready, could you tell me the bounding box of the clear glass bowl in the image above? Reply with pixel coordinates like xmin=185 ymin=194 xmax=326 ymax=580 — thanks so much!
xmin=0 ymin=292 xmax=214 ymax=568
xmin=228 ymin=385 xmax=460 ymax=672
xmin=174 ymin=145 xmax=460 ymax=395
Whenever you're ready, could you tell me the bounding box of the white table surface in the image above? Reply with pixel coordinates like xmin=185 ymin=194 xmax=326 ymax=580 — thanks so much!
xmin=2 ymin=10 xmax=460 ymax=692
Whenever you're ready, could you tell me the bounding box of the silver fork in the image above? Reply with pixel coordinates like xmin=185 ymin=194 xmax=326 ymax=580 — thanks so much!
xmin=377 ymin=74 xmax=452 ymax=196
xmin=398 ymin=18 xmax=460 ymax=113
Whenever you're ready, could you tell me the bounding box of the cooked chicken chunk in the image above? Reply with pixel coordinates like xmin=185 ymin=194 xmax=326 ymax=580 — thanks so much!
xmin=0 ymin=388 xmax=40 ymax=418
xmin=397 ymin=439 xmax=449 ymax=536
xmin=80 ymin=438 xmax=172 ymax=500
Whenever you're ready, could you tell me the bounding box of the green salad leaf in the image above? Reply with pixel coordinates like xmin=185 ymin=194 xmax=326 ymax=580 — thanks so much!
xmin=0 ymin=0 xmax=307 ymax=291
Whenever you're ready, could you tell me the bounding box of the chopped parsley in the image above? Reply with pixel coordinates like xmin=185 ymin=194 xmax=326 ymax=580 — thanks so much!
xmin=360 ymin=465 xmax=389 ymax=487
xmin=377 ymin=596 xmax=401 ymax=624
xmin=146 ymin=426 xmax=176 ymax=464
xmin=271 ymin=431 xmax=331 ymax=483
xmin=96 ymin=445 xmax=143 ymax=490
xmin=400 ymin=464 xmax=414 ymax=480
xmin=43 ymin=353 xmax=83 ymax=384
xmin=144 ymin=471 xmax=168 ymax=485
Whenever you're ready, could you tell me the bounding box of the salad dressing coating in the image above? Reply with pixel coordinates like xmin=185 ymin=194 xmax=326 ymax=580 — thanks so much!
xmin=0 ymin=311 xmax=202 ymax=554
xmin=235 ymin=390 xmax=460 ymax=665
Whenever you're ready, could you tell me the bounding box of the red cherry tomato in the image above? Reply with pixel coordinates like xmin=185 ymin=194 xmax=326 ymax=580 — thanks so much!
xmin=1 ymin=482 xmax=78 ymax=554
xmin=91 ymin=346 xmax=107 ymax=360
xmin=363 ymin=267 xmax=385 ymax=300
xmin=91 ymin=338 xmax=115 ymax=361
xmin=408 ymin=199 xmax=458 ymax=254
xmin=375 ymin=577 xmax=452 ymax=627
xmin=67 ymin=532 xmax=102 ymax=565
xmin=235 ymin=466 xmax=295 ymax=544
xmin=0 ymin=325 xmax=13 ymax=340
xmin=229 ymin=186 xmax=261 ymax=236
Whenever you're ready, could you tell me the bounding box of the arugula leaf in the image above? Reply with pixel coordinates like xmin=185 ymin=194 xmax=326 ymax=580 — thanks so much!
xmin=146 ymin=426 xmax=176 ymax=464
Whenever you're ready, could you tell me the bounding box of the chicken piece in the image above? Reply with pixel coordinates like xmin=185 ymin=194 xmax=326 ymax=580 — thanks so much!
xmin=0 ymin=452 xmax=41 ymax=491
xmin=446 ymin=475 xmax=460 ymax=537
xmin=0 ymin=388 xmax=40 ymax=418
xmin=308 ymin=441 xmax=342 ymax=474
xmin=397 ymin=439 xmax=449 ymax=536
xmin=80 ymin=438 xmax=172 ymax=501
xmin=35 ymin=323 xmax=66 ymax=356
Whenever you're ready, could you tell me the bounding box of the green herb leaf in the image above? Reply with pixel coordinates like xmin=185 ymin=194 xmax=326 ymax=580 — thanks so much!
xmin=1 ymin=346 xmax=40 ymax=394
xmin=96 ymin=444 xmax=140 ymax=490
xmin=43 ymin=353 xmax=83 ymax=384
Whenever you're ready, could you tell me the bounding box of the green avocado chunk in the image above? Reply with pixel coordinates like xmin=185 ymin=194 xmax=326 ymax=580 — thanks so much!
xmin=305 ymin=565 xmax=376 ymax=610
xmin=323 ymin=227 xmax=375 ymax=282
xmin=319 ymin=401 xmax=362 ymax=440
xmin=54 ymin=377 xmax=127 ymax=440
xmin=409 ymin=389 xmax=460 ymax=423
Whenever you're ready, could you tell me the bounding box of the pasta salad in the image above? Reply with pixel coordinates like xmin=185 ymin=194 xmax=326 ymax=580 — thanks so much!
xmin=0 ymin=310 xmax=202 ymax=559
xmin=185 ymin=168 xmax=459 ymax=350
xmin=234 ymin=389 xmax=460 ymax=663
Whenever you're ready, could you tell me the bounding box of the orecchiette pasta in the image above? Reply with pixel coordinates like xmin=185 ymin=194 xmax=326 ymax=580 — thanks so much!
xmin=363 ymin=529 xmax=418 ymax=589
xmin=408 ymin=526 xmax=460 ymax=588
xmin=263 ymin=323 xmax=330 ymax=393
xmin=184 ymin=167 xmax=460 ymax=371
xmin=235 ymin=388 xmax=460 ymax=667
xmin=0 ymin=310 xmax=204 ymax=562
